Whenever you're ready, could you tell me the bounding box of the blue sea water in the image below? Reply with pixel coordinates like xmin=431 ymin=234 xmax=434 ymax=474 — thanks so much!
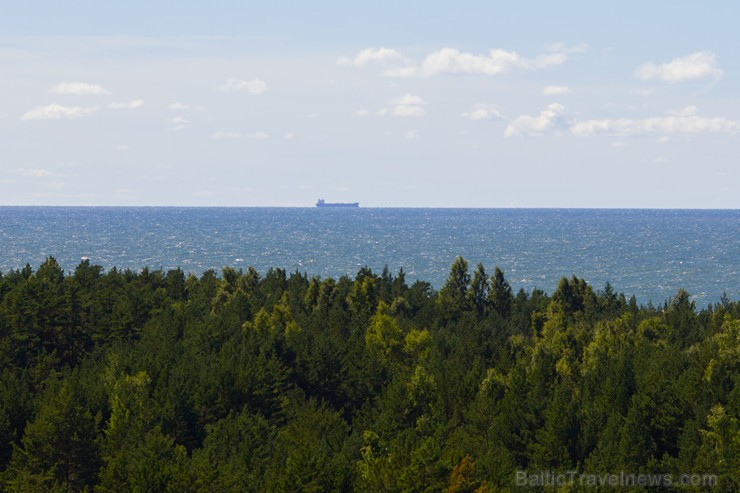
xmin=0 ymin=207 xmax=737 ymax=305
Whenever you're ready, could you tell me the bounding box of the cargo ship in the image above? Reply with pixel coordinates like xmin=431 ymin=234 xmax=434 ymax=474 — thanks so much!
xmin=316 ymin=199 xmax=359 ymax=208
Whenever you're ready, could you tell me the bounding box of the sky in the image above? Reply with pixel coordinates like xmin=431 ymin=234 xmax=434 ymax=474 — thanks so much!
xmin=1 ymin=1 xmax=738 ymax=208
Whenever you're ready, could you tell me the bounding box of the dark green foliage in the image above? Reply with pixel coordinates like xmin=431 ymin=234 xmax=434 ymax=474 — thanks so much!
xmin=3 ymin=378 xmax=100 ymax=492
xmin=0 ymin=257 xmax=737 ymax=490
xmin=553 ymin=274 xmax=598 ymax=321
xmin=467 ymin=263 xmax=489 ymax=318
xmin=488 ymin=267 xmax=513 ymax=320
xmin=437 ymin=256 xmax=471 ymax=320
xmin=191 ymin=409 xmax=274 ymax=491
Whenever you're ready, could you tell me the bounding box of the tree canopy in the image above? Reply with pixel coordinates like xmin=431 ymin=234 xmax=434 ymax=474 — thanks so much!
xmin=0 ymin=257 xmax=737 ymax=491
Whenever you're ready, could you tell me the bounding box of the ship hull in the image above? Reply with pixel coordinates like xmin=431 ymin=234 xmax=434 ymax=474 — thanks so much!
xmin=316 ymin=199 xmax=359 ymax=207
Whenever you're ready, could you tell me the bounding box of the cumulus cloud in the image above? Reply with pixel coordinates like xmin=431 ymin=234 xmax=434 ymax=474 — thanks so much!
xmin=543 ymin=85 xmax=572 ymax=96
xmin=21 ymin=103 xmax=100 ymax=121
xmin=543 ymin=42 xmax=589 ymax=54
xmin=387 ymin=47 xmax=567 ymax=78
xmin=635 ymin=51 xmax=723 ymax=83
xmin=666 ymin=105 xmax=699 ymax=117
xmin=504 ymin=103 xmax=569 ymax=137
xmin=377 ymin=93 xmax=427 ymax=117
xmin=169 ymin=116 xmax=188 ymax=131
xmin=460 ymin=104 xmax=503 ymax=120
xmin=216 ymin=78 xmax=269 ymax=94
xmin=108 ymin=99 xmax=143 ymax=110
xmin=337 ymin=47 xmax=403 ymax=67
xmin=342 ymin=44 xmax=577 ymax=78
xmin=356 ymin=109 xmax=370 ymax=117
xmin=50 ymin=81 xmax=111 ymax=95
xmin=506 ymin=104 xmax=739 ymax=138
xmin=570 ymin=111 xmax=739 ymax=137
xmin=414 ymin=48 xmax=566 ymax=77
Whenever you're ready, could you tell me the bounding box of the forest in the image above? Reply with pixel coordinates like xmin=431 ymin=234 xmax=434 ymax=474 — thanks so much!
xmin=0 ymin=257 xmax=737 ymax=492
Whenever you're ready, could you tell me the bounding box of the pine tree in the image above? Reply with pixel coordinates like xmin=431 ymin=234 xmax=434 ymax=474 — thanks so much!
xmin=488 ymin=267 xmax=513 ymax=320
xmin=3 ymin=380 xmax=100 ymax=492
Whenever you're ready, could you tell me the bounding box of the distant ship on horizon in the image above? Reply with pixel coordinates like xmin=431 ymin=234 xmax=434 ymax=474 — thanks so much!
xmin=316 ymin=198 xmax=359 ymax=208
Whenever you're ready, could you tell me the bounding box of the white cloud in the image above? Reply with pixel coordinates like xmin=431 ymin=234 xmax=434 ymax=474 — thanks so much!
xmin=630 ymin=88 xmax=655 ymax=97
xmin=636 ymin=51 xmax=723 ymax=83
xmin=392 ymin=106 xmax=425 ymax=117
xmin=504 ymin=103 xmax=569 ymax=137
xmin=246 ymin=132 xmax=268 ymax=140
xmin=212 ymin=131 xmax=241 ymax=139
xmin=216 ymin=78 xmax=269 ymax=94
xmin=116 ymin=145 xmax=130 ymax=151
xmin=108 ymin=99 xmax=143 ymax=110
xmin=385 ymin=47 xmax=567 ymax=78
xmin=169 ymin=116 xmax=188 ymax=131
xmin=543 ymin=42 xmax=589 ymax=54
xmin=50 ymin=81 xmax=111 ymax=95
xmin=378 ymin=93 xmax=427 ymax=117
xmin=337 ymin=47 xmax=403 ymax=67
xmin=344 ymin=45 xmax=576 ymax=78
xmin=505 ymin=104 xmax=739 ymax=138
xmin=17 ymin=168 xmax=57 ymax=178
xmin=421 ymin=48 xmax=565 ymax=76
xmin=543 ymin=85 xmax=572 ymax=96
xmin=169 ymin=102 xmax=205 ymax=111
xmin=405 ymin=129 xmax=420 ymax=139
xmin=355 ymin=109 xmax=370 ymax=117
xmin=666 ymin=105 xmax=699 ymax=117
xmin=461 ymin=104 xmax=503 ymax=121
xmin=282 ymin=132 xmax=295 ymax=140
xmin=21 ymin=103 xmax=100 ymax=121
xmin=391 ymin=94 xmax=425 ymax=106
xmin=570 ymin=112 xmax=739 ymax=137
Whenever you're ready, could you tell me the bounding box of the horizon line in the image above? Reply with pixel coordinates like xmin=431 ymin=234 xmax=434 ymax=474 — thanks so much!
xmin=0 ymin=204 xmax=738 ymax=211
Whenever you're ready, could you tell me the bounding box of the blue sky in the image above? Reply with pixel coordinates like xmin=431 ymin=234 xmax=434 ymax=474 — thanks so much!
xmin=1 ymin=1 xmax=738 ymax=207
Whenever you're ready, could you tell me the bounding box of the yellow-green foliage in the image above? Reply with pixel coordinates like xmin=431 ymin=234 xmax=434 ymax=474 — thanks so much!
xmin=365 ymin=301 xmax=403 ymax=362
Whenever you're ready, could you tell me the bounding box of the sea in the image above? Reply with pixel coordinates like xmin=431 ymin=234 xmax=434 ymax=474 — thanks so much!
xmin=0 ymin=207 xmax=737 ymax=305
